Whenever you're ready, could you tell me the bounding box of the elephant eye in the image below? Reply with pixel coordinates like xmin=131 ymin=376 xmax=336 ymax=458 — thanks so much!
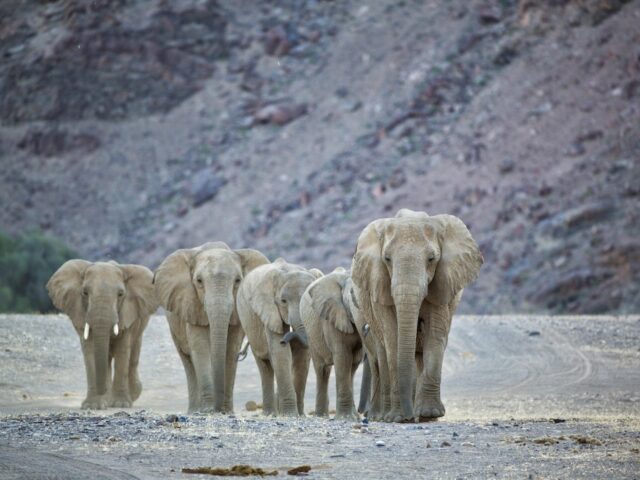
xmin=235 ymin=277 xmax=241 ymax=284
xmin=281 ymin=298 xmax=287 ymax=304
xmin=428 ymin=256 xmax=435 ymax=263
xmin=383 ymin=255 xmax=391 ymax=262
xmin=117 ymin=290 xmax=124 ymax=297
xmin=196 ymin=277 xmax=203 ymax=284
xmin=82 ymin=288 xmax=89 ymax=296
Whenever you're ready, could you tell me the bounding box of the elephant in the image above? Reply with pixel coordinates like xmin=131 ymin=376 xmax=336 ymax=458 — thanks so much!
xmin=236 ymin=258 xmax=322 ymax=416
xmin=351 ymin=208 xmax=483 ymax=422
xmin=300 ymin=267 xmax=364 ymax=420
xmin=46 ymin=260 xmax=158 ymax=409
xmin=154 ymin=242 xmax=269 ymax=413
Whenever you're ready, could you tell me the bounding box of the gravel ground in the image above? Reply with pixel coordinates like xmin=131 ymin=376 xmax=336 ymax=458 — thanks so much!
xmin=1 ymin=314 xmax=639 ymax=479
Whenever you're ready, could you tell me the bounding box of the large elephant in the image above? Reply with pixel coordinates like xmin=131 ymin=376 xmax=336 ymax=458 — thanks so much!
xmin=300 ymin=267 xmax=364 ymax=420
xmin=236 ymin=258 xmax=322 ymax=416
xmin=47 ymin=260 xmax=158 ymax=409
xmin=351 ymin=209 xmax=483 ymax=422
xmin=154 ymin=242 xmax=269 ymax=413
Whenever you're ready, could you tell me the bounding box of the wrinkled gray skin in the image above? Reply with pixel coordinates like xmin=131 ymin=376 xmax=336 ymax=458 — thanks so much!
xmin=236 ymin=259 xmax=321 ymax=416
xmin=352 ymin=209 xmax=483 ymax=422
xmin=47 ymin=260 xmax=157 ymax=409
xmin=154 ymin=242 xmax=269 ymax=413
xmin=301 ymin=268 xmax=364 ymax=420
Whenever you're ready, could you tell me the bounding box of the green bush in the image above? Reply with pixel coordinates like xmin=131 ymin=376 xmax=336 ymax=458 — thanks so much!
xmin=0 ymin=230 xmax=77 ymax=313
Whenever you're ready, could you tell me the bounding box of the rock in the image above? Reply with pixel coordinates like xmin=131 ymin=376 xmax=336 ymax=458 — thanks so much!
xmin=528 ymin=331 xmax=541 ymax=337
xmin=17 ymin=129 xmax=100 ymax=157
xmin=263 ymin=25 xmax=297 ymax=56
xmin=245 ymin=401 xmax=258 ymax=412
xmin=477 ymin=2 xmax=503 ymax=24
xmin=441 ymin=441 xmax=451 ymax=447
xmin=499 ymin=159 xmax=515 ymax=174
xmin=254 ymin=103 xmax=308 ymax=126
xmin=190 ymin=171 xmax=227 ymax=207
xmin=375 ymin=440 xmax=385 ymax=447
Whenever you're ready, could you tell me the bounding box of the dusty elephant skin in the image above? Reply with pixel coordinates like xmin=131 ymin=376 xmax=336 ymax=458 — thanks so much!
xmin=352 ymin=209 xmax=483 ymax=422
xmin=236 ymin=258 xmax=322 ymax=416
xmin=301 ymin=267 xmax=365 ymax=420
xmin=46 ymin=260 xmax=158 ymax=410
xmin=154 ymin=242 xmax=269 ymax=413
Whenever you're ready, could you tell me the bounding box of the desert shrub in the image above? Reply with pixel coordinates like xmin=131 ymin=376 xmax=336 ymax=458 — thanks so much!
xmin=0 ymin=230 xmax=77 ymax=313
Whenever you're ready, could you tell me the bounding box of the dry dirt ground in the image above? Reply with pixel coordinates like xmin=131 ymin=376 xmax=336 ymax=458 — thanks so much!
xmin=0 ymin=314 xmax=639 ymax=479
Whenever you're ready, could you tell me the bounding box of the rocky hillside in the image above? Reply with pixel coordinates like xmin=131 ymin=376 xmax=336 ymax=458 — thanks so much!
xmin=1 ymin=0 xmax=638 ymax=313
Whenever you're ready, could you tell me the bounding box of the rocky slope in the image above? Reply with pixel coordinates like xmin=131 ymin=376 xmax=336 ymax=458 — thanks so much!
xmin=0 ymin=0 xmax=638 ymax=313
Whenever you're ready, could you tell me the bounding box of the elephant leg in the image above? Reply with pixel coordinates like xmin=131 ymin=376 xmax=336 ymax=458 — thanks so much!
xmin=128 ymin=328 xmax=144 ymax=402
xmin=414 ymin=350 xmax=423 ymax=408
xmin=334 ymin=352 xmax=357 ymax=420
xmin=177 ymin=349 xmax=199 ymax=413
xmin=187 ymin=323 xmax=215 ymax=412
xmin=367 ymin=354 xmax=383 ymax=420
xmin=375 ymin=339 xmax=392 ymax=420
xmin=79 ymin=337 xmax=108 ymax=409
xmin=111 ymin=330 xmax=133 ymax=408
xmin=254 ymin=355 xmax=276 ymax=415
xmin=223 ymin=324 xmax=244 ymax=413
xmin=291 ymin=344 xmax=310 ymax=416
xmin=358 ymin=355 xmax=371 ymax=415
xmin=415 ymin=305 xmax=450 ymax=420
xmin=266 ymin=330 xmax=297 ymax=416
xmin=313 ymin=361 xmax=331 ymax=417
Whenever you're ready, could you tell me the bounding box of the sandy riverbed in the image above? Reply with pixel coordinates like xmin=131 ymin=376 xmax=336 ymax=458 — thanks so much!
xmin=1 ymin=314 xmax=638 ymax=479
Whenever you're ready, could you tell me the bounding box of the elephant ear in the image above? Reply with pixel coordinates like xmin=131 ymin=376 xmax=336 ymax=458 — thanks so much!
xmin=46 ymin=259 xmax=91 ymax=329
xmin=154 ymin=249 xmax=207 ymax=326
xmin=351 ymin=219 xmax=393 ymax=305
xmin=427 ymin=214 xmax=484 ymax=305
xmin=308 ymin=276 xmax=353 ymax=334
xmin=234 ymin=248 xmax=270 ymax=276
xmin=244 ymin=266 xmax=284 ymax=334
xmin=119 ymin=264 xmax=158 ymax=329
xmin=309 ymin=268 xmax=324 ymax=280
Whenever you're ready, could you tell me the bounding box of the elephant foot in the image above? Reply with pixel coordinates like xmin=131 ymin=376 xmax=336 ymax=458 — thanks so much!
xmin=415 ymin=398 xmax=445 ymax=420
xmin=110 ymin=394 xmax=132 ymax=408
xmin=383 ymin=408 xmax=415 ymax=423
xmin=334 ymin=410 xmax=359 ymax=422
xmin=82 ymin=396 xmax=108 ymax=410
xmin=129 ymin=378 xmax=142 ymax=401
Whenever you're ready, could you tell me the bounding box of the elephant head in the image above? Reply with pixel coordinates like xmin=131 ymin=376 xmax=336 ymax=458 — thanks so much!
xmin=246 ymin=259 xmax=322 ymax=347
xmin=47 ymin=260 xmax=157 ymax=396
xmin=352 ymin=209 xmax=483 ymax=417
xmin=153 ymin=242 xmax=268 ymax=411
xmin=306 ymin=267 xmax=355 ymax=335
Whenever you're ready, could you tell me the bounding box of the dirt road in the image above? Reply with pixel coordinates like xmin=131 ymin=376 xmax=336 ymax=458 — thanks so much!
xmin=1 ymin=314 xmax=638 ymax=479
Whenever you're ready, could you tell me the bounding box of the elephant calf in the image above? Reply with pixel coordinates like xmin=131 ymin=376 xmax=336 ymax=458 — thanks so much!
xmin=47 ymin=260 xmax=158 ymax=409
xmin=154 ymin=242 xmax=269 ymax=413
xmin=236 ymin=258 xmax=322 ymax=416
xmin=301 ymin=267 xmax=364 ymax=420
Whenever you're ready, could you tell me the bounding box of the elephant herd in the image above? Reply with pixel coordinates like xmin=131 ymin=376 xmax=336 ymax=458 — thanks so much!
xmin=46 ymin=209 xmax=483 ymax=422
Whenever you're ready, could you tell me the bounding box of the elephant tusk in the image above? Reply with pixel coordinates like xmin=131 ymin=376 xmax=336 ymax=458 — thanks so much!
xmin=113 ymin=324 xmax=119 ymax=336
xmin=83 ymin=323 xmax=90 ymax=340
xmin=363 ymin=323 xmax=370 ymax=338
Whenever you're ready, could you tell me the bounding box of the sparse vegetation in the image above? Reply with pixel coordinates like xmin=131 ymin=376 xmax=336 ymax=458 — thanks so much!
xmin=0 ymin=230 xmax=77 ymax=313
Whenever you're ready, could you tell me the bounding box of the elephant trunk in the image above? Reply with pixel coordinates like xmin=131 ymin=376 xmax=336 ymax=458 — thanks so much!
xmin=394 ymin=290 xmax=423 ymax=419
xmin=90 ymin=310 xmax=114 ymax=396
xmin=281 ymin=323 xmax=308 ymax=347
xmin=281 ymin=304 xmax=308 ymax=347
xmin=205 ymin=295 xmax=233 ymax=412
